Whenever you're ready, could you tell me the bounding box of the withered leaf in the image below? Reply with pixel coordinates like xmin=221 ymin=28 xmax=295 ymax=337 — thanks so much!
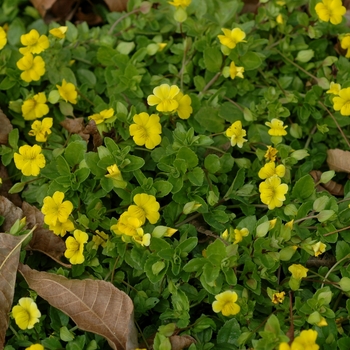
xmin=0 ymin=232 xmax=32 ymax=347
xmin=327 ymin=149 xmax=350 ymax=173
xmin=170 ymin=335 xmax=196 ymax=350
xmin=0 ymin=109 xmax=13 ymax=145
xmin=22 ymin=202 xmax=70 ymax=267
xmin=60 ymin=117 xmax=89 ymax=141
xmin=19 ymin=264 xmax=139 ymax=350
xmin=30 ymin=0 xmax=78 ymax=22
xmin=310 ymin=170 xmax=344 ymax=196
xmin=0 ymin=164 xmax=22 ymax=207
xmin=104 ymin=0 xmax=128 ymax=12
xmin=0 ymin=196 xmax=23 ymax=232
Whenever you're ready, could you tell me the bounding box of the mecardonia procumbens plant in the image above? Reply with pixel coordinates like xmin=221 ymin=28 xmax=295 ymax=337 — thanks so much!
xmin=2 ymin=0 xmax=350 ymax=349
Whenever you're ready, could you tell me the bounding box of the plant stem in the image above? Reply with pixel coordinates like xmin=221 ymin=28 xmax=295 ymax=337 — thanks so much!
xmin=200 ymin=72 xmax=221 ymax=95
xmin=223 ymin=96 xmax=244 ymax=112
xmin=323 ymin=225 xmax=350 ymax=237
xmin=317 ymin=100 xmax=350 ymax=149
xmin=108 ymin=8 xmax=141 ymax=35
xmin=275 ymin=49 xmax=319 ymax=83
xmin=320 ymin=254 xmax=350 ymax=288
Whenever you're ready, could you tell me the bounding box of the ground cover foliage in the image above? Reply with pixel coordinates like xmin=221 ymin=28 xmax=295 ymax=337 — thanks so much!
xmin=2 ymin=0 xmax=350 ymax=349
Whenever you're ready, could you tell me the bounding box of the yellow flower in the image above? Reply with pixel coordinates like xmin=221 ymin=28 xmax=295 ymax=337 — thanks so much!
xmin=105 ymin=164 xmax=127 ymax=188
xmin=49 ymin=219 xmax=74 ymax=237
xmin=41 ymin=191 xmax=73 ymax=226
xmin=326 ymin=82 xmax=341 ymax=95
xmin=129 ymin=112 xmax=162 ymax=149
xmin=272 ymin=291 xmax=285 ymax=304
xmin=317 ymin=317 xmax=328 ymax=327
xmin=147 ymin=84 xmax=180 ymax=112
xmin=92 ymin=230 xmax=108 ymax=249
xmin=285 ymin=219 xmax=294 ymax=230
xmin=133 ymin=228 xmax=151 ymax=246
xmin=168 ymin=0 xmax=191 ymax=7
xmin=269 ymin=218 xmax=277 ymax=230
xmin=276 ymin=14 xmax=284 ymax=24
xmin=341 ymin=34 xmax=350 ymax=58
xmin=173 ymin=91 xmax=193 ymax=119
xmin=265 ymin=118 xmax=288 ymax=136
xmin=56 ymin=79 xmax=78 ymax=104
xmin=19 ymin=29 xmax=49 ymax=55
xmin=279 ymin=343 xmax=290 ymax=350
xmin=258 ymin=162 xmax=286 ymax=179
xmin=88 ymin=108 xmax=114 ymax=125
xmin=259 ymin=175 xmax=288 ymax=210
xmin=111 ymin=212 xmax=143 ymax=236
xmin=315 ymin=0 xmax=346 ymax=25
xmin=288 ymin=264 xmax=308 ymax=280
xmin=293 ymin=329 xmax=319 ymax=350
xmin=233 ymin=228 xmax=249 ymax=244
xmin=312 ymin=241 xmax=326 ymax=257
xmin=49 ymin=26 xmax=68 ymax=39
xmin=229 ymin=61 xmax=244 ymax=80
xmin=157 ymin=43 xmax=167 ymax=51
xmin=28 ymin=117 xmax=53 ymax=142
xmin=12 ymin=297 xmax=41 ymax=330
xmin=152 ymin=226 xmax=178 ymax=238
xmin=225 ymin=120 xmax=247 ymax=148
xmin=127 ymin=193 xmax=160 ymax=225
xmin=0 ymin=26 xmax=7 ymax=50
xmin=26 ymin=344 xmax=44 ymax=350
xmin=16 ymin=53 xmax=45 ymax=83
xmin=64 ymin=229 xmax=88 ymax=264
xmin=264 ymin=146 xmax=278 ymax=161
xmin=217 ymin=28 xmax=246 ymax=49
xmin=212 ymin=290 xmax=240 ymax=316
xmin=14 ymin=144 xmax=46 ymax=176
xmin=22 ymin=92 xmax=49 ymax=120
xmin=333 ymin=87 xmax=350 ymax=115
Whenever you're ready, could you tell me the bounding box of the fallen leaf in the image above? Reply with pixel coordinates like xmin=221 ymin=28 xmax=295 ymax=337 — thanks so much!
xmin=0 ymin=196 xmax=23 ymax=232
xmin=0 ymin=109 xmax=13 ymax=145
xmin=85 ymin=120 xmax=103 ymax=150
xmin=22 ymin=202 xmax=70 ymax=267
xmin=30 ymin=0 xmax=79 ymax=22
xmin=310 ymin=170 xmax=344 ymax=196
xmin=104 ymin=0 xmax=128 ymax=12
xmin=170 ymin=335 xmax=196 ymax=350
xmin=19 ymin=264 xmax=139 ymax=350
xmin=60 ymin=117 xmax=89 ymax=141
xmin=0 ymin=164 xmax=22 ymax=207
xmin=0 ymin=231 xmax=32 ymax=347
xmin=327 ymin=149 xmax=350 ymax=173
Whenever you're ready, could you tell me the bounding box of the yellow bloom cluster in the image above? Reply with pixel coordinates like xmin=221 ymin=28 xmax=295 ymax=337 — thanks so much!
xmin=16 ymin=29 xmax=49 ymax=83
xmin=12 ymin=297 xmax=41 ymax=330
xmin=212 ymin=290 xmax=240 ymax=316
xmin=28 ymin=117 xmax=53 ymax=142
xmin=279 ymin=329 xmax=319 ymax=350
xmin=333 ymin=87 xmax=350 ymax=116
xmin=272 ymin=291 xmax=285 ymax=304
xmin=49 ymin=26 xmax=68 ymax=39
xmin=147 ymin=84 xmax=192 ymax=119
xmin=218 ymin=28 xmax=246 ymax=50
xmin=111 ymin=193 xmax=161 ymax=246
xmin=222 ymin=227 xmax=249 ymax=244
xmin=315 ymin=0 xmax=345 ymax=25
xmin=105 ymin=164 xmax=127 ymax=189
xmin=22 ymin=92 xmax=50 ymax=120
xmin=0 ymin=26 xmax=7 ymax=50
xmin=88 ymin=108 xmax=114 ymax=125
xmin=56 ymin=79 xmax=78 ymax=104
xmin=64 ymin=229 xmax=89 ymax=264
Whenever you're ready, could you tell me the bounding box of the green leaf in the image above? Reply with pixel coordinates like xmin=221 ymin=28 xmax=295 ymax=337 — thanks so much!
xmin=264 ymin=314 xmax=280 ymax=335
xmin=8 ymin=182 xmax=25 ymax=194
xmin=8 ymin=129 xmax=19 ymax=150
xmin=145 ymin=255 xmax=169 ymax=283
xmin=194 ymin=107 xmax=225 ymax=133
xmin=176 ymin=147 xmax=198 ymax=168
xmin=292 ymin=174 xmax=315 ymax=200
xmin=204 ymin=154 xmax=221 ymax=174
xmin=177 ymin=237 xmax=198 ymax=254
xmin=203 ymin=47 xmax=223 ymax=73
xmin=217 ymin=319 xmax=240 ymax=346
xmin=336 ymin=241 xmax=350 ymax=262
xmin=153 ymin=180 xmax=173 ymax=197
xmin=187 ymin=167 xmax=204 ymax=186
xmin=122 ymin=155 xmax=145 ymax=172
xmin=64 ymin=140 xmax=87 ymax=167
xmin=183 ymin=257 xmax=206 ymax=272
xmin=77 ymin=68 xmax=96 ymax=87
xmin=240 ymin=51 xmax=262 ymax=71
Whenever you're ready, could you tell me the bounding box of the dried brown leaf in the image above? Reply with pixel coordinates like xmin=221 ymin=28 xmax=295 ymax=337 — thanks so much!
xmin=0 ymin=196 xmax=23 ymax=232
xmin=19 ymin=264 xmax=139 ymax=350
xmin=22 ymin=202 xmax=70 ymax=267
xmin=30 ymin=0 xmax=79 ymax=22
xmin=0 ymin=164 xmax=22 ymax=207
xmin=0 ymin=232 xmax=32 ymax=347
xmin=104 ymin=0 xmax=128 ymax=12
xmin=327 ymin=149 xmax=350 ymax=173
xmin=60 ymin=117 xmax=89 ymax=141
xmin=0 ymin=109 xmax=13 ymax=145
xmin=310 ymin=170 xmax=344 ymax=196
xmin=170 ymin=335 xmax=196 ymax=350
